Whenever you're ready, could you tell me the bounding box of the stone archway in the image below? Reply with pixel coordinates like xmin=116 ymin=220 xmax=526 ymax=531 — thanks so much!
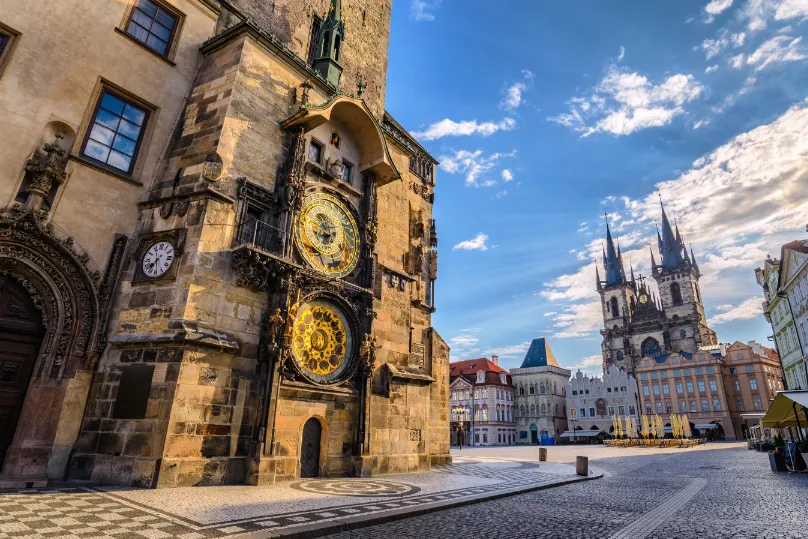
xmin=0 ymin=210 xmax=106 ymax=481
xmin=300 ymin=417 xmax=323 ymax=478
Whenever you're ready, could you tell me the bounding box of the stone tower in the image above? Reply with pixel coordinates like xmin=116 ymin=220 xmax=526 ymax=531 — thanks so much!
xmin=65 ymin=0 xmax=450 ymax=488
xmin=597 ymin=204 xmax=717 ymax=374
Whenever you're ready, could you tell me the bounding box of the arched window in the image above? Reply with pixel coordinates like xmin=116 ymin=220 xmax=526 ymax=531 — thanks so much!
xmin=670 ymin=282 xmax=682 ymax=305
xmin=520 ymin=405 xmax=525 ymax=417
xmin=617 ymin=350 xmax=624 ymax=361
xmin=529 ymin=384 xmax=535 ymax=395
xmin=334 ymin=35 xmax=341 ymax=61
xmin=529 ymin=404 xmax=536 ymax=416
xmin=519 ymin=385 xmax=525 ymax=396
xmin=322 ymin=31 xmax=331 ymax=57
xmin=642 ymin=337 xmax=662 ymax=359
xmin=540 ymin=404 xmax=547 ymax=417
xmin=553 ymin=382 xmax=557 ymax=394
xmin=610 ymin=297 xmax=619 ymax=317
xmin=539 ymin=383 xmax=546 ymax=394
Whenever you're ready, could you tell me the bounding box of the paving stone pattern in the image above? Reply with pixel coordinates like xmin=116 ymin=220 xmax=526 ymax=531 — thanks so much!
xmin=328 ymin=447 xmax=808 ymax=539
xmin=0 ymin=457 xmax=577 ymax=538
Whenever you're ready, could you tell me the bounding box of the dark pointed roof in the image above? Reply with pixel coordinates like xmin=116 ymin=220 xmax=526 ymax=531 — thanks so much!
xmin=603 ymin=220 xmax=625 ymax=286
xmin=520 ymin=338 xmax=560 ymax=368
xmin=658 ymin=200 xmax=686 ymax=269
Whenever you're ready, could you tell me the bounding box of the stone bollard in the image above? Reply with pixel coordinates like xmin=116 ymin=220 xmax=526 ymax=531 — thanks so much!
xmin=576 ymin=456 xmax=588 ymax=476
xmin=539 ymin=447 xmax=547 ymax=462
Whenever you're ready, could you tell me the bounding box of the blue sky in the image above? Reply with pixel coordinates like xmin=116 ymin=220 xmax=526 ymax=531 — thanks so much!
xmin=383 ymin=0 xmax=808 ymax=375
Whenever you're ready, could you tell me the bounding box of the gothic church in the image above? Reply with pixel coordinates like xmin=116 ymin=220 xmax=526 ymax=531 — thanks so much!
xmin=597 ymin=203 xmax=717 ymax=373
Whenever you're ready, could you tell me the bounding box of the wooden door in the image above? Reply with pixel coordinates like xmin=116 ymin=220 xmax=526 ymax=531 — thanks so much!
xmin=0 ymin=277 xmax=45 ymax=469
xmin=300 ymin=418 xmax=322 ymax=478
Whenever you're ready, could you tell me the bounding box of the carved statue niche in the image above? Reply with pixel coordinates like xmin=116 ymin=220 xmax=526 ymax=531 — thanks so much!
xmin=359 ymin=332 xmax=379 ymax=374
xmin=411 ymin=209 xmax=425 ymax=240
xmin=16 ymin=123 xmax=76 ymax=213
xmin=663 ymin=329 xmax=672 ymax=350
xmin=326 ymin=157 xmax=345 ymax=179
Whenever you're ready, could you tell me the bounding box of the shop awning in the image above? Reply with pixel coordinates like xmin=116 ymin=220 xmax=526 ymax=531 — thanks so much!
xmin=761 ymin=390 xmax=808 ymax=428
xmin=559 ymin=430 xmax=601 ymax=438
xmin=694 ymin=424 xmax=720 ymax=429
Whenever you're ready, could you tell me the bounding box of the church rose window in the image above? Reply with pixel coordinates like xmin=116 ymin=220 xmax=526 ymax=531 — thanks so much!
xmin=642 ymin=338 xmax=662 ymax=359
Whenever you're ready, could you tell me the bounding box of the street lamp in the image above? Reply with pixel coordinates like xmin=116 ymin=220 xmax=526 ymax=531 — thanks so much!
xmin=570 ymin=418 xmax=579 ymax=444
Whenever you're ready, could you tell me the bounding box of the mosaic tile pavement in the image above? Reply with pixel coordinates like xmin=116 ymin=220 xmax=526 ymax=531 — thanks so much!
xmin=0 ymin=456 xmax=586 ymax=538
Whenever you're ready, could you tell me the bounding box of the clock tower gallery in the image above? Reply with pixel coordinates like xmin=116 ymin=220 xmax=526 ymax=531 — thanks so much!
xmin=67 ymin=0 xmax=450 ymax=487
xmin=597 ymin=203 xmax=717 ymax=374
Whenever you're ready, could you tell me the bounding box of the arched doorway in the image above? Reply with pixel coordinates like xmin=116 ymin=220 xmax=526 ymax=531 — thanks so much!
xmin=300 ymin=418 xmax=322 ymax=478
xmin=0 ymin=276 xmax=45 ymax=469
xmin=529 ymin=424 xmax=538 ymax=444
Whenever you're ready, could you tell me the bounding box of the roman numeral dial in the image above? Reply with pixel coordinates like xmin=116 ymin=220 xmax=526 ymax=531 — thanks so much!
xmin=141 ymin=241 xmax=175 ymax=278
xmin=294 ymin=193 xmax=360 ymax=279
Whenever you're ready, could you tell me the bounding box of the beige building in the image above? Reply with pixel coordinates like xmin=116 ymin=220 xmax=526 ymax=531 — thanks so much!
xmin=511 ymin=339 xmax=570 ymax=443
xmin=722 ymin=341 xmax=784 ymax=439
xmin=0 ymin=0 xmax=219 ymax=485
xmin=0 ymin=0 xmax=450 ymax=488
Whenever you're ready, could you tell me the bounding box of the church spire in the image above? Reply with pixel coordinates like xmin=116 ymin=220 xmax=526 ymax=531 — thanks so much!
xmin=596 ymin=265 xmax=602 ymax=291
xmin=603 ymin=215 xmax=625 ymax=286
xmin=630 ymin=261 xmax=636 ymax=284
xmin=658 ymin=196 xmax=686 ymax=269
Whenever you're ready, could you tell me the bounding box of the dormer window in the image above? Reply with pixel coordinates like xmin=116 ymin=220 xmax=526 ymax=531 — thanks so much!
xmin=476 ymin=371 xmax=484 ymax=383
xmin=499 ymin=373 xmax=506 ymax=384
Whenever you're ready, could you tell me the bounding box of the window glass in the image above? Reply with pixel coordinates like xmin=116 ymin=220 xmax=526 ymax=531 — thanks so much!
xmin=749 ymin=379 xmax=758 ymax=391
xmin=697 ymin=380 xmax=706 ymax=392
xmin=701 ymin=399 xmax=709 ymax=412
xmin=746 ymin=365 xmax=754 ymax=373
xmin=83 ymin=91 xmax=147 ymax=173
xmin=689 ymin=400 xmax=697 ymax=412
xmin=640 ymin=373 xmax=647 ymax=380
xmin=686 ymin=382 xmax=694 ymax=392
xmin=713 ymin=399 xmax=721 ymax=411
xmin=643 ymin=386 xmax=650 ymax=396
xmin=676 ymin=383 xmax=683 ymax=393
xmin=662 ymin=383 xmax=670 ymax=394
xmin=709 ymin=380 xmax=718 ymax=391
xmin=342 ymin=161 xmax=353 ymax=183
xmin=683 ymin=369 xmax=690 ymax=376
xmin=679 ymin=401 xmax=686 ymax=413
xmin=309 ymin=140 xmax=322 ymax=163
xmin=673 ymin=369 xmax=680 ymax=376
xmin=127 ymin=0 xmax=178 ymax=55
xmin=695 ymin=368 xmax=702 ymax=375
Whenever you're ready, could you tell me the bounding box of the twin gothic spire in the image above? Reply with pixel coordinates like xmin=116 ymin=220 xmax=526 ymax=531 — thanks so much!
xmin=597 ymin=198 xmax=699 ymax=290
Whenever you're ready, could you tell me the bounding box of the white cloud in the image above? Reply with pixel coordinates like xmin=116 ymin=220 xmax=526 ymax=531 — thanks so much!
xmin=618 ymin=46 xmax=626 ymax=62
xmin=410 ymin=0 xmax=442 ymax=21
xmin=501 ymin=70 xmax=535 ymax=110
xmin=704 ymin=0 xmax=734 ymax=23
xmin=495 ymin=190 xmax=508 ymax=199
xmin=483 ymin=341 xmax=532 ymax=359
xmin=746 ymin=35 xmax=806 ymax=72
xmin=732 ymin=32 xmax=747 ymax=47
xmin=453 ymin=233 xmax=489 ymax=251
xmin=540 ymin=101 xmax=808 ymax=340
xmin=710 ymin=297 xmax=765 ymax=324
xmin=413 ymin=117 xmax=516 ymax=141
xmin=701 ymin=36 xmax=730 ymax=59
xmin=730 ymin=53 xmax=746 ymax=68
xmin=549 ymin=67 xmax=704 ymax=136
xmin=502 ymin=82 xmax=527 ymax=110
xmin=565 ymin=355 xmax=605 ymax=376
xmin=439 ymin=149 xmax=516 ymax=187
xmin=694 ymin=120 xmax=708 ymax=129
xmin=741 ymin=0 xmax=808 ymax=31
xmin=501 ymin=169 xmax=514 ymax=182
xmin=706 ymin=64 xmax=720 ymax=73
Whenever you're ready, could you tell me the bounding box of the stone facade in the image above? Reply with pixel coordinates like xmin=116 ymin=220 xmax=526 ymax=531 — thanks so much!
xmin=770 ymin=241 xmax=808 ymax=390
xmin=565 ymin=367 xmax=639 ymax=434
xmin=635 ymin=346 xmax=735 ymax=439
xmin=449 ymin=357 xmax=515 ymax=446
xmin=598 ymin=205 xmax=717 ymax=376
xmin=0 ymin=0 xmax=218 ymax=486
xmin=510 ymin=340 xmax=570 ymax=444
xmin=755 ymin=257 xmax=805 ymax=391
xmin=0 ymin=0 xmax=449 ymax=488
xmin=722 ymin=341 xmax=784 ymax=438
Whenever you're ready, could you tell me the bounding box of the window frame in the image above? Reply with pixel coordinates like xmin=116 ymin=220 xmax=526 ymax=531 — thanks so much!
xmin=309 ymin=138 xmax=324 ymax=165
xmin=0 ymin=21 xmax=21 ymax=81
xmin=119 ymin=0 xmax=184 ymax=62
xmin=78 ymin=85 xmax=152 ymax=180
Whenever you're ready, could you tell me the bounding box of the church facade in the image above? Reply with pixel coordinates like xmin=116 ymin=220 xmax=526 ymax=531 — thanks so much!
xmin=597 ymin=203 xmax=717 ymax=374
xmin=0 ymin=0 xmax=449 ymax=488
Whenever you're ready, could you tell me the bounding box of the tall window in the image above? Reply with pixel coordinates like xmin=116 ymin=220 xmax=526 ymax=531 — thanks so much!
xmin=670 ymin=282 xmax=682 ymax=305
xmin=712 ymin=399 xmax=721 ymax=411
xmin=306 ymin=14 xmax=323 ymax=65
xmin=83 ymin=90 xmax=147 ymax=174
xmin=753 ymin=397 xmax=762 ymax=411
xmin=701 ymin=399 xmax=709 ymax=412
xmin=610 ymin=297 xmax=619 ymax=317
xmin=709 ymin=380 xmax=718 ymax=391
xmin=686 ymin=382 xmax=694 ymax=393
xmin=126 ymin=0 xmax=179 ymax=56
xmin=679 ymin=401 xmax=686 ymax=413
xmin=749 ymin=378 xmax=758 ymax=391
xmin=676 ymin=383 xmax=683 ymax=394
xmin=697 ymin=380 xmax=706 ymax=392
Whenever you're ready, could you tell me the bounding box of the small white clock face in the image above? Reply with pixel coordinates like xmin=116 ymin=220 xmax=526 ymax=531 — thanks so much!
xmin=142 ymin=241 xmax=175 ymax=278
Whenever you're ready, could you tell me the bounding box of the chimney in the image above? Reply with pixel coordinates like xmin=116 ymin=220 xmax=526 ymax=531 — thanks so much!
xmin=491 ymin=355 xmax=499 ymax=366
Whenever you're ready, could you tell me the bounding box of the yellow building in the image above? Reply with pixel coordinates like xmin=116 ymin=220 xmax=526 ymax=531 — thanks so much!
xmin=0 ymin=0 xmax=449 ymax=488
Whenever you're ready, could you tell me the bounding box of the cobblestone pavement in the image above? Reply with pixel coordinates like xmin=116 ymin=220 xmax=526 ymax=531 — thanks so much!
xmin=0 ymin=456 xmax=583 ymax=538
xmin=327 ymin=445 xmax=808 ymax=539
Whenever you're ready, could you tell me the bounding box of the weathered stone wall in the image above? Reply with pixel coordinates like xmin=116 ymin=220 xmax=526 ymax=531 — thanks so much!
xmin=223 ymin=0 xmax=391 ymax=117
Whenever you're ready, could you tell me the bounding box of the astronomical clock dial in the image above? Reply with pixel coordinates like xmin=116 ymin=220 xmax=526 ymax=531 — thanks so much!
xmin=141 ymin=241 xmax=175 ymax=278
xmin=291 ymin=299 xmax=355 ymax=383
xmin=294 ymin=193 xmax=360 ymax=279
